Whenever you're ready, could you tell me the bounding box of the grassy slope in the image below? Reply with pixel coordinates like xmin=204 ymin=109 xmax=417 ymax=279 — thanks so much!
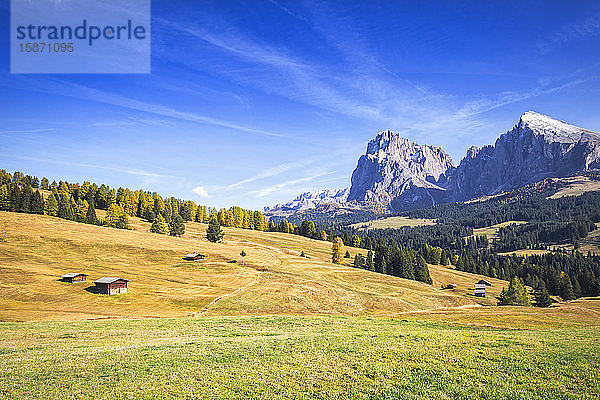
xmin=349 ymin=215 xmax=435 ymax=230
xmin=0 ymin=211 xmax=491 ymax=322
xmin=2 ymin=212 xmax=600 ymax=399
xmin=472 ymin=220 xmax=527 ymax=239
xmin=547 ymin=176 xmax=600 ymax=199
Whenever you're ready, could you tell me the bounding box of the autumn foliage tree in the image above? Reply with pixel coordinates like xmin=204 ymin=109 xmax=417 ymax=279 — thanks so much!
xmin=332 ymin=236 xmax=344 ymax=264
xmin=499 ymin=277 xmax=531 ymax=306
xmin=150 ymin=214 xmax=168 ymax=234
xmin=104 ymin=203 xmax=129 ymax=229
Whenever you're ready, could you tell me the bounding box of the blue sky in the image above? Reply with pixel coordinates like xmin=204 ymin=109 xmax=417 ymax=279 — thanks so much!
xmin=1 ymin=0 xmax=600 ymax=209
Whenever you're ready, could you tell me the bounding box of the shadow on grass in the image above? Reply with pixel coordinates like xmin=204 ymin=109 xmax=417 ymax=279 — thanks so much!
xmin=84 ymin=285 xmax=98 ymax=294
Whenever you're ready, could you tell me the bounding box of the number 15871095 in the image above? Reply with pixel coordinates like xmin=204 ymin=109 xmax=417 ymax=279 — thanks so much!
xmin=19 ymin=42 xmax=74 ymax=53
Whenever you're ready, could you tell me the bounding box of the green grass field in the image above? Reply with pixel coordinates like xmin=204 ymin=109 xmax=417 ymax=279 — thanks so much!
xmin=0 ymin=315 xmax=599 ymax=399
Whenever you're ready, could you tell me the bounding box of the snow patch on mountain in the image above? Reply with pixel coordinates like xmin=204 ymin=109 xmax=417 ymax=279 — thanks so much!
xmin=264 ymin=188 xmax=350 ymax=212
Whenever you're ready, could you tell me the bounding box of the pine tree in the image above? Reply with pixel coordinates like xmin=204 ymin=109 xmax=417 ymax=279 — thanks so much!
xmin=499 ymin=277 xmax=531 ymax=306
xmin=85 ymin=201 xmax=98 ymax=225
xmin=353 ymin=253 xmax=365 ymax=268
xmin=344 ymin=250 xmax=351 ymax=258
xmin=366 ymin=250 xmax=374 ymax=271
xmin=206 ymin=217 xmax=224 ymax=243
xmin=146 ymin=211 xmax=156 ymax=222
xmin=534 ymin=281 xmax=552 ymax=307
xmin=75 ymin=199 xmax=88 ymax=222
xmin=572 ymin=278 xmax=582 ymax=299
xmin=31 ymin=190 xmax=44 ymax=214
xmin=414 ymin=255 xmax=433 ymax=284
xmin=9 ymin=185 xmax=21 ymax=211
xmin=169 ymin=214 xmax=185 ymax=237
xmin=150 ymin=214 xmax=168 ymax=234
xmin=58 ymin=193 xmax=74 ymax=220
xmin=19 ymin=185 xmax=32 ymax=213
xmin=559 ymin=274 xmax=575 ymax=301
xmin=163 ymin=202 xmax=172 ymax=221
xmin=240 ymin=250 xmax=247 ymax=266
xmin=45 ymin=193 xmax=59 ymax=216
xmin=440 ymin=249 xmax=449 ymax=266
xmin=331 ymin=237 xmax=344 ymax=264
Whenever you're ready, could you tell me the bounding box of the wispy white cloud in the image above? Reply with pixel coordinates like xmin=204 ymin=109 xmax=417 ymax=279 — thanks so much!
xmin=2 ymin=76 xmax=291 ymax=139
xmin=0 ymin=128 xmax=55 ymax=135
xmin=538 ymin=13 xmax=600 ymax=54
xmin=2 ymin=153 xmax=178 ymax=180
xmin=157 ymin=18 xmax=383 ymax=121
xmin=90 ymin=116 xmax=174 ymax=128
xmin=215 ymin=158 xmax=318 ymax=191
xmin=244 ymin=171 xmax=333 ymax=197
xmin=191 ymin=186 xmax=212 ymax=198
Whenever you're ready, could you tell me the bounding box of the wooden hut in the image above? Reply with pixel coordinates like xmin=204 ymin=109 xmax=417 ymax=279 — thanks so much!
xmin=61 ymin=273 xmax=88 ymax=283
xmin=474 ymin=280 xmax=491 ymax=297
xmin=182 ymin=253 xmax=206 ymax=261
xmin=94 ymin=277 xmax=129 ymax=295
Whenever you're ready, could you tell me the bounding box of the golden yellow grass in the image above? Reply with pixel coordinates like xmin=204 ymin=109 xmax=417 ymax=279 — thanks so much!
xmin=0 ymin=211 xmax=488 ymax=322
xmin=472 ymin=220 xmax=527 ymax=239
xmin=3 ymin=211 xmax=596 ymax=328
xmin=547 ymin=175 xmax=600 ymax=199
xmin=408 ymin=297 xmax=600 ymax=329
xmin=349 ymin=215 xmax=435 ymax=230
xmin=428 ymin=264 xmax=506 ymax=305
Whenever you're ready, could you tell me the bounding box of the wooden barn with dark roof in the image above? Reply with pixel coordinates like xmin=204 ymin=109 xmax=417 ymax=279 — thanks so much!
xmin=61 ymin=273 xmax=88 ymax=283
xmin=94 ymin=277 xmax=129 ymax=295
xmin=183 ymin=253 xmax=206 ymax=261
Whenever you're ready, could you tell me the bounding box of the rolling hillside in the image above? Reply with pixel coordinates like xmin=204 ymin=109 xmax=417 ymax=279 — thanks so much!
xmin=0 ymin=211 xmax=504 ymax=322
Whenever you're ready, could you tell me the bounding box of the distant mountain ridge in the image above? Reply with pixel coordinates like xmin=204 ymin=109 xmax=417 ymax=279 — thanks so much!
xmin=264 ymin=188 xmax=350 ymax=213
xmin=265 ymin=111 xmax=600 ymax=213
xmin=445 ymin=111 xmax=600 ymax=202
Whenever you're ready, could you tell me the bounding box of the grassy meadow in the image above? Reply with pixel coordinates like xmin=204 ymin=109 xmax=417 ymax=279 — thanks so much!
xmin=350 ymin=216 xmax=436 ymax=230
xmin=0 ymin=211 xmax=492 ymax=322
xmin=1 ymin=211 xmax=600 ymax=399
xmin=0 ymin=314 xmax=599 ymax=399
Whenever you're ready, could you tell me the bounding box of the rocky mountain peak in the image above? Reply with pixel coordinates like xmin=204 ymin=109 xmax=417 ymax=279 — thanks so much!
xmin=465 ymin=146 xmax=481 ymax=159
xmin=267 ymin=112 xmax=600 ymax=214
xmin=446 ymin=111 xmax=600 ymax=201
xmin=516 ymin=111 xmax=599 ymax=144
xmin=348 ymin=131 xmax=454 ymax=211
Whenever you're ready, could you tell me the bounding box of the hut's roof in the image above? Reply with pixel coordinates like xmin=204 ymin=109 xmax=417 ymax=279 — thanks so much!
xmin=476 ymin=279 xmax=492 ymax=286
xmin=94 ymin=277 xmax=129 ymax=284
xmin=184 ymin=253 xmax=205 ymax=257
xmin=61 ymin=273 xmax=88 ymax=278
